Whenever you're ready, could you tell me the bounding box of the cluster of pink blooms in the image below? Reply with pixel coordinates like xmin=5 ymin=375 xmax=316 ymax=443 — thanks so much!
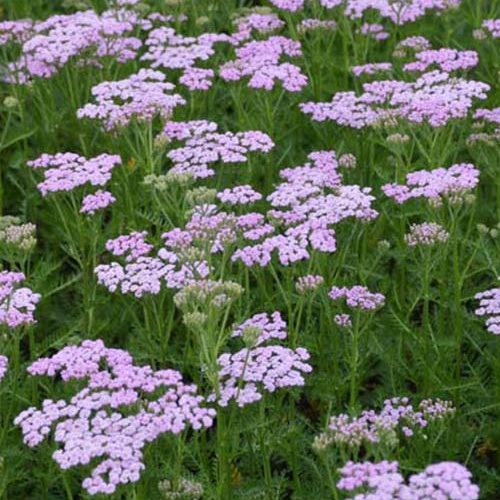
xmin=326 ymin=397 xmax=454 ymax=447
xmin=0 ymin=271 xmax=40 ymax=328
xmin=395 ymin=36 xmax=431 ymax=53
xmin=403 ymin=48 xmax=478 ymax=72
xmin=359 ymin=23 xmax=389 ymax=41
xmin=0 ymin=355 xmax=7 ymax=382
xmin=301 ymin=70 xmax=490 ymax=128
xmin=162 ymin=120 xmax=274 ymax=179
xmin=482 ymin=19 xmax=500 ymax=38
xmin=382 ymin=163 xmax=479 ymax=205
xmin=329 ymin=285 xmax=385 ymax=310
xmin=337 ymin=460 xmax=479 ymax=499
xmin=352 ymin=62 xmax=392 ymax=77
xmin=0 ymin=19 xmax=33 ymax=47
xmin=219 ymin=36 xmax=308 ymax=92
xmin=474 ymin=281 xmax=500 ymax=335
xmin=80 ymin=190 xmax=116 ymax=215
xmin=298 ymin=19 xmax=338 ymax=31
xmin=404 ymin=222 xmax=449 ymax=247
xmin=233 ymin=13 xmax=285 ymax=42
xmin=77 ymin=69 xmax=186 ymax=130
xmin=95 ymin=233 xmax=209 ymax=298
xmin=15 ymin=339 xmax=215 ymax=495
xmin=3 ymin=9 xmax=142 ymax=83
xmin=334 ymin=313 xmax=353 ymax=327
xmin=473 ymin=107 xmax=500 ymax=124
xmin=27 ymin=152 xmax=121 ymax=216
xmin=233 ymin=150 xmax=378 ymax=267
xmin=217 ymin=185 xmax=263 ymax=206
xmin=212 ymin=313 xmax=312 ymax=407
xmin=178 ymin=67 xmax=215 ymax=91
xmin=295 ymin=275 xmax=324 ymax=293
xmin=268 ymin=0 xmax=460 ymax=24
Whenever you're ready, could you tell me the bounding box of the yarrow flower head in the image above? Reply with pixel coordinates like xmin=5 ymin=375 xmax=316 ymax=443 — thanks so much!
xmin=475 ymin=280 xmax=500 ymax=335
xmin=316 ymin=397 xmax=454 ymax=450
xmin=329 ymin=285 xmax=385 ymax=310
xmin=77 ymin=69 xmax=186 ymax=131
xmin=337 ymin=460 xmax=479 ymax=499
xmin=80 ymin=190 xmax=116 ymax=215
xmin=482 ymin=19 xmax=500 ymax=38
xmin=382 ymin=163 xmax=479 ymax=205
xmin=296 ymin=275 xmax=324 ymax=293
xmin=219 ymin=36 xmax=308 ymax=92
xmin=15 ymin=339 xmax=216 ymax=496
xmin=211 ymin=314 xmax=312 ymax=407
xmin=216 ymin=185 xmax=263 ymax=206
xmin=27 ymin=152 xmax=121 ymax=196
xmin=404 ymin=222 xmax=449 ymax=246
xmin=0 ymin=217 xmax=37 ymax=251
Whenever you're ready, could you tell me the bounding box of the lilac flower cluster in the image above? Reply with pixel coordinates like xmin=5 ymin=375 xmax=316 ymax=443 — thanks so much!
xmin=337 ymin=460 xmax=479 ymax=499
xmin=77 ymin=69 xmax=186 ymax=130
xmin=217 ymin=185 xmax=262 ymax=206
xmin=301 ymin=70 xmax=490 ymax=128
xmin=105 ymin=231 xmax=154 ymax=262
xmin=27 ymin=152 xmax=121 ymax=196
xmin=269 ymin=0 xmax=460 ymax=24
xmin=404 ymin=222 xmax=449 ymax=247
xmin=0 ymin=271 xmax=41 ymax=328
xmin=15 ymin=340 xmax=215 ymax=495
xmin=329 ymin=285 xmax=385 ymax=310
xmin=475 ymin=281 xmax=500 ymax=335
xmin=295 ymin=275 xmax=324 ymax=293
xmin=403 ymin=48 xmax=478 ymax=73
xmin=334 ymin=314 xmax=353 ymax=328
xmin=233 ymin=13 xmax=285 ymax=43
xmin=161 ymin=120 xmax=274 ymax=180
xmin=323 ymin=397 xmax=454 ymax=448
xmin=298 ymin=19 xmax=338 ymax=32
xmin=233 ymin=150 xmax=378 ymax=267
xmin=382 ymin=163 xmax=479 ymax=205
xmin=178 ymin=67 xmax=215 ymax=91
xmin=80 ymin=190 xmax=116 ymax=215
xmin=352 ymin=62 xmax=392 ymax=77
xmin=4 ymin=9 xmax=142 ymax=83
xmin=219 ymin=36 xmax=308 ymax=92
xmin=212 ymin=314 xmax=312 ymax=407
xmin=482 ymin=19 xmax=500 ymax=38
xmin=0 ymin=355 xmax=7 ymax=382
xmin=473 ymin=107 xmax=500 ymax=124
xmin=359 ymin=23 xmax=389 ymax=41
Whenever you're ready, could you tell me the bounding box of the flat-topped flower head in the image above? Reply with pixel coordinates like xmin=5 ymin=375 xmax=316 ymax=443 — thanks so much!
xmin=329 ymin=285 xmax=385 ymax=310
xmin=15 ymin=339 xmax=215 ymax=496
xmin=0 ymin=355 xmax=7 ymax=382
xmin=219 ymin=36 xmax=308 ymax=92
xmin=77 ymin=69 xmax=186 ymax=130
xmin=403 ymin=48 xmax=478 ymax=73
xmin=382 ymin=163 xmax=479 ymax=205
xmin=27 ymin=152 xmax=121 ymax=196
xmin=337 ymin=460 xmax=479 ymax=499
xmin=296 ymin=275 xmax=324 ymax=293
xmin=475 ymin=280 xmax=500 ymax=335
xmin=80 ymin=190 xmax=116 ymax=215
xmin=0 ymin=271 xmax=41 ymax=328
xmin=404 ymin=222 xmax=449 ymax=247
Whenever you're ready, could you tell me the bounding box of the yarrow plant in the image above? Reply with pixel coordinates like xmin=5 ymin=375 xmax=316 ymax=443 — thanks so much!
xmin=0 ymin=271 xmax=40 ymax=328
xmin=475 ymin=280 xmax=500 ymax=335
xmin=404 ymin=222 xmax=449 ymax=246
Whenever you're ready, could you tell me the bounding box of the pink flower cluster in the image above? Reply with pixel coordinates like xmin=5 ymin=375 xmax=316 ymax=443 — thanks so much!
xmin=301 ymin=70 xmax=490 ymax=128
xmin=0 ymin=355 xmax=7 ymax=382
xmin=219 ymin=36 xmax=308 ymax=92
xmin=162 ymin=120 xmax=274 ymax=180
xmin=382 ymin=163 xmax=479 ymax=205
xmin=213 ymin=314 xmax=312 ymax=407
xmin=295 ymin=275 xmax=324 ymax=293
xmin=337 ymin=460 xmax=479 ymax=499
xmin=359 ymin=23 xmax=389 ymax=40
xmin=482 ymin=19 xmax=500 ymax=38
xmin=0 ymin=271 xmax=41 ymax=328
xmin=77 ymin=69 xmax=186 ymax=130
xmin=404 ymin=222 xmax=449 ymax=247
xmin=217 ymin=185 xmax=262 ymax=206
xmin=233 ymin=150 xmax=378 ymax=267
xmin=299 ymin=19 xmax=338 ymax=32
xmin=403 ymin=48 xmax=478 ymax=73
xmin=233 ymin=13 xmax=285 ymax=43
xmin=473 ymin=107 xmax=500 ymax=124
xmin=329 ymin=285 xmax=385 ymax=310
xmin=326 ymin=397 xmax=454 ymax=447
xmin=95 ymin=230 xmax=210 ymax=297
xmin=352 ymin=62 xmax=392 ymax=77
xmin=475 ymin=281 xmax=500 ymax=335
xmin=15 ymin=340 xmax=215 ymax=495
xmin=27 ymin=152 xmax=121 ymax=196
xmin=179 ymin=67 xmax=215 ymax=91
xmin=80 ymin=190 xmax=116 ymax=215
xmin=4 ymin=9 xmax=142 ymax=83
